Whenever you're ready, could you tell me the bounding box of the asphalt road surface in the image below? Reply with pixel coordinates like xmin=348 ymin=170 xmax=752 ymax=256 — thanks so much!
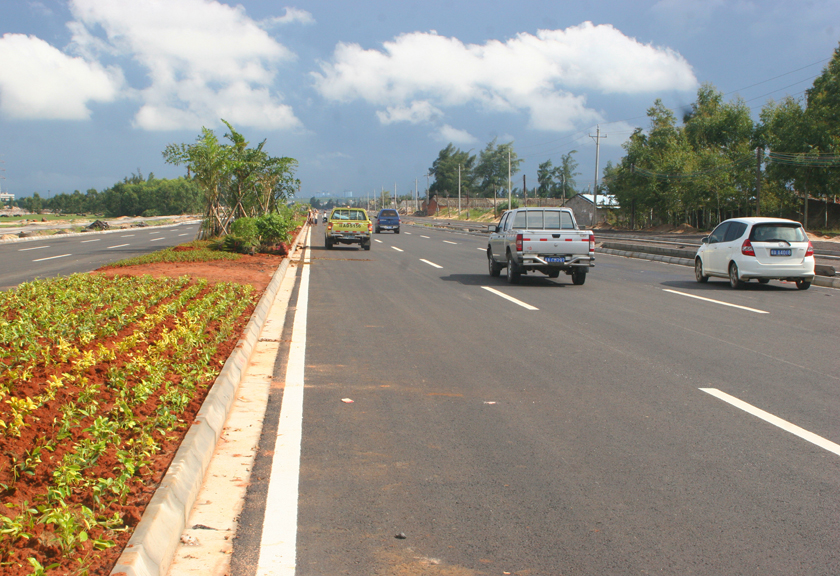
xmin=0 ymin=222 xmax=200 ymax=289
xmin=232 ymin=223 xmax=840 ymax=576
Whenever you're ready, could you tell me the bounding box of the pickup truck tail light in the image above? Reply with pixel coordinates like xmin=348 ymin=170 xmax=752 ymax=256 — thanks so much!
xmin=588 ymin=234 xmax=595 ymax=253
xmin=741 ymin=239 xmax=755 ymax=256
xmin=368 ymin=221 xmax=373 ymax=233
xmin=327 ymin=222 xmax=333 ymax=231
xmin=805 ymin=241 xmax=814 ymax=257
xmin=515 ymin=233 xmax=523 ymax=252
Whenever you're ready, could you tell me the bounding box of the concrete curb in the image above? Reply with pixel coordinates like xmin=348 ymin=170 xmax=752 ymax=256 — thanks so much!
xmin=597 ymin=246 xmax=840 ymax=289
xmin=110 ymin=224 xmax=309 ymax=576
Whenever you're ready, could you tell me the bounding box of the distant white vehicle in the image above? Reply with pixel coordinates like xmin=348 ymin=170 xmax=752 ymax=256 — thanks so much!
xmin=694 ymin=217 xmax=815 ymax=290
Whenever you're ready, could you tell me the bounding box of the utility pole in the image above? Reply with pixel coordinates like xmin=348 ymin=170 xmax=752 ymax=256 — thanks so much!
xmin=589 ymin=125 xmax=606 ymax=224
xmin=394 ymin=182 xmax=397 ymax=209
xmin=414 ymin=178 xmax=418 ymax=213
xmin=507 ymin=149 xmax=512 ymax=210
xmin=755 ymin=147 xmax=762 ymax=217
xmin=458 ymin=164 xmax=461 ymax=218
xmin=561 ymin=174 xmax=566 ymax=207
xmin=523 ymin=174 xmax=527 ymax=207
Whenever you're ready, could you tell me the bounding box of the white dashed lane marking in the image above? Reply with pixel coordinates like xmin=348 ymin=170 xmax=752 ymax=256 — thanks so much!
xmin=701 ymin=388 xmax=840 ymax=457
xmin=663 ymin=289 xmax=768 ymax=314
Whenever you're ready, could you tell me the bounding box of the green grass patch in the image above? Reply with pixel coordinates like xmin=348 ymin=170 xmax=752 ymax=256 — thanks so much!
xmin=106 ymin=240 xmax=241 ymax=267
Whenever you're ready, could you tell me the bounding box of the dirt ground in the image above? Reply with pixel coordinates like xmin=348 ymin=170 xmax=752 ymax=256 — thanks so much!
xmin=96 ymin=251 xmax=287 ymax=292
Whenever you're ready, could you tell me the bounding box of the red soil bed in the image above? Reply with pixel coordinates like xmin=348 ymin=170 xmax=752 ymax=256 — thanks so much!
xmin=0 ymin=251 xmax=288 ymax=575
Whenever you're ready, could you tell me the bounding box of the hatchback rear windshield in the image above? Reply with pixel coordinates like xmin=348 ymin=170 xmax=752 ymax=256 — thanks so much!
xmin=749 ymin=223 xmax=806 ymax=243
xmin=332 ymin=209 xmax=367 ymax=220
xmin=379 ymin=210 xmax=398 ymax=217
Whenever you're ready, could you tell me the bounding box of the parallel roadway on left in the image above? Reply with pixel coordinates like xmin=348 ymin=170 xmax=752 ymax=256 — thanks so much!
xmin=0 ymin=221 xmax=200 ymax=289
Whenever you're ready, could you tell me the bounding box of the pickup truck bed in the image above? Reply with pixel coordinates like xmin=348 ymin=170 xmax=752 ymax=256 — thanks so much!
xmin=487 ymin=207 xmax=594 ymax=284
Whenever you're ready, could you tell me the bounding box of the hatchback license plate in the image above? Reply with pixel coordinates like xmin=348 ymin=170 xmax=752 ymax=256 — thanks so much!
xmin=546 ymin=257 xmax=565 ymax=264
xmin=770 ymin=249 xmax=791 ymax=256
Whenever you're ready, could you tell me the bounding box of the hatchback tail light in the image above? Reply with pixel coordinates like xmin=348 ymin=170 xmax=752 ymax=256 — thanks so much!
xmin=805 ymin=241 xmax=814 ymax=257
xmin=515 ymin=233 xmax=523 ymax=252
xmin=741 ymin=239 xmax=755 ymax=256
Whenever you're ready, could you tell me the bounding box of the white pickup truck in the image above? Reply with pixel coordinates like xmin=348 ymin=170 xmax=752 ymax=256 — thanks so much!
xmin=486 ymin=207 xmax=595 ymax=285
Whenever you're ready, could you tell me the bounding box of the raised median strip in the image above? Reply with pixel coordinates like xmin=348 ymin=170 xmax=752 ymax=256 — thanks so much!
xmin=110 ymin=223 xmax=310 ymax=576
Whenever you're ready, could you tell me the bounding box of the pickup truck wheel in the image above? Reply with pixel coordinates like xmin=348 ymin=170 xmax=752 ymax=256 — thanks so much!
xmin=506 ymin=253 xmax=521 ymax=284
xmin=325 ymin=238 xmax=333 ymax=250
xmin=487 ymin=250 xmax=502 ymax=277
xmin=375 ymin=227 xmax=380 ymax=234
xmin=362 ymin=240 xmax=371 ymax=251
xmin=395 ymin=229 xmax=400 ymax=234
xmin=571 ymin=270 xmax=587 ymax=285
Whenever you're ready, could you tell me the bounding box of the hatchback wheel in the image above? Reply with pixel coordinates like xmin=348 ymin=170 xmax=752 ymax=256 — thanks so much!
xmin=695 ymin=258 xmax=708 ymax=283
xmin=728 ymin=262 xmax=744 ymax=289
xmin=795 ymin=279 xmax=811 ymax=290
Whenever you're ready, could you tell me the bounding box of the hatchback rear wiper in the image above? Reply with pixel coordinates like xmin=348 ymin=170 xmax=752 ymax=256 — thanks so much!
xmin=763 ymin=239 xmax=791 ymax=245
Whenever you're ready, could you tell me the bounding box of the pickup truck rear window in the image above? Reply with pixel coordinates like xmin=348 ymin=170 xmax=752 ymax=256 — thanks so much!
xmin=511 ymin=210 xmax=575 ymax=230
xmin=379 ymin=210 xmax=398 ymax=217
xmin=332 ymin=209 xmax=367 ymax=221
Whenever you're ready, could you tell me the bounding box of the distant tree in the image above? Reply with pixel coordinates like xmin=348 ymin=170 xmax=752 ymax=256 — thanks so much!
xmin=429 ymin=144 xmax=477 ymax=201
xmin=474 ymin=138 xmax=522 ymax=197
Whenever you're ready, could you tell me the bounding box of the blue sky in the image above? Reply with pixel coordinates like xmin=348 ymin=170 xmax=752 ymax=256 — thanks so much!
xmin=1 ymin=0 xmax=839 ymax=201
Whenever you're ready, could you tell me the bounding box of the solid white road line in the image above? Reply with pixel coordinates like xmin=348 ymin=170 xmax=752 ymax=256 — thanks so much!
xmin=257 ymin=229 xmax=310 ymax=576
xmin=443 ymin=240 xmax=457 ymax=245
xmin=405 ymin=232 xmax=412 ymax=235
xmin=663 ymin=289 xmax=768 ymax=314
xmin=391 ymin=246 xmax=404 ymax=252
xmin=481 ymin=286 xmax=539 ymax=310
xmin=81 ymin=239 xmax=100 ymax=243
xmin=374 ymin=239 xmax=383 ymax=243
xmin=33 ymin=254 xmax=71 ymax=262
xmin=420 ymin=259 xmax=442 ymax=268
xmin=178 ymin=233 xmax=190 ymax=237
xmin=19 ymin=245 xmax=50 ymax=251
xmin=107 ymin=244 xmax=130 ymax=249
xmin=150 ymin=237 xmax=165 ymax=241
xmin=420 ymin=235 xmax=430 ymax=238
xmin=700 ymin=388 xmax=840 ymax=457
xmin=477 ymin=247 xmax=485 ymax=251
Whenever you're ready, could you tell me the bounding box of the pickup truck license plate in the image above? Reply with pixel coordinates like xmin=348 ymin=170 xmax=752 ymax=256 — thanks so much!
xmin=770 ymin=249 xmax=791 ymax=256
xmin=546 ymin=257 xmax=565 ymax=264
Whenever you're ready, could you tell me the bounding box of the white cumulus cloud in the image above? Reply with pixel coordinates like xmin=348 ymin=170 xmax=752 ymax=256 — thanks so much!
xmin=313 ymin=22 xmax=697 ymax=132
xmin=0 ymin=33 xmax=123 ymax=120
xmin=376 ymin=100 xmax=442 ymax=124
xmin=261 ymin=7 xmax=315 ymax=27
xmin=67 ymin=0 xmax=301 ymax=130
xmin=434 ymin=124 xmax=477 ymax=145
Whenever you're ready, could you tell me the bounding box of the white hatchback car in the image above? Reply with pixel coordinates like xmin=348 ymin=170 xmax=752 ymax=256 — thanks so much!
xmin=695 ymin=218 xmax=815 ymax=290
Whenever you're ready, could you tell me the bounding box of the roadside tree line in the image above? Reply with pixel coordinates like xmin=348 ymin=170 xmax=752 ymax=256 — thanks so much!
xmin=427 ymin=139 xmax=583 ymax=205
xmin=15 ymin=172 xmax=202 ymax=218
xmin=604 ymin=43 xmax=840 ymax=230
